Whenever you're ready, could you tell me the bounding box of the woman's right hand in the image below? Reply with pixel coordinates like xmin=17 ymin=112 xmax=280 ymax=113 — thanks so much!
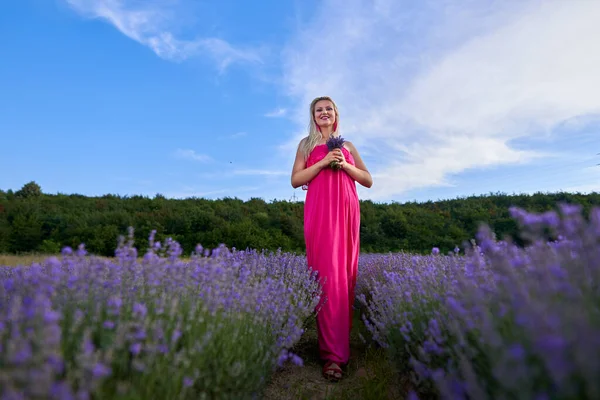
xmin=319 ymin=150 xmax=340 ymax=169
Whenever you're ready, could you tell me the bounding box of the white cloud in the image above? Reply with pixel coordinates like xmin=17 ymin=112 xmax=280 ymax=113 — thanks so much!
xmin=233 ymin=169 xmax=288 ymax=176
xmin=165 ymin=188 xmax=228 ymax=199
xmin=264 ymin=108 xmax=287 ymax=118
xmin=281 ymin=0 xmax=600 ymax=201
xmin=173 ymin=149 xmax=211 ymax=162
xmin=64 ymin=0 xmax=262 ymax=70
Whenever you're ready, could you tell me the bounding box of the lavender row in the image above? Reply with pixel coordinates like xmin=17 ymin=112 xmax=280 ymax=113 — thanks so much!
xmin=0 ymin=229 xmax=321 ymax=400
xmin=358 ymin=204 xmax=600 ymax=400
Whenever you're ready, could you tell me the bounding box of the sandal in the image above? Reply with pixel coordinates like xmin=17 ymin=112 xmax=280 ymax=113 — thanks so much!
xmin=322 ymin=360 xmax=343 ymax=382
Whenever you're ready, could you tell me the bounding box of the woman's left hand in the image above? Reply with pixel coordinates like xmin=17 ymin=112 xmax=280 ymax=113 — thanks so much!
xmin=332 ymin=148 xmax=348 ymax=169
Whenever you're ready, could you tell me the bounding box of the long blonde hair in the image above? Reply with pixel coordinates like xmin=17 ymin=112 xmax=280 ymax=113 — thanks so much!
xmin=300 ymin=96 xmax=340 ymax=159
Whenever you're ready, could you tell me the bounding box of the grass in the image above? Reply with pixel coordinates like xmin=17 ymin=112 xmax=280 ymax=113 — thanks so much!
xmin=0 ymin=253 xmax=58 ymax=266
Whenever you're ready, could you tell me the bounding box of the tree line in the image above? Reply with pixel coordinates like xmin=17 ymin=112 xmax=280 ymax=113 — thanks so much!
xmin=1 ymin=181 xmax=599 ymax=256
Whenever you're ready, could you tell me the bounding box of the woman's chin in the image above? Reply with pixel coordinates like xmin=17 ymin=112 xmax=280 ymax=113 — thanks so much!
xmin=317 ymin=122 xmax=333 ymax=130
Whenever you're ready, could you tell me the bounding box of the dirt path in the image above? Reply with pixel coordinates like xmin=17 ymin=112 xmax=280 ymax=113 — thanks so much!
xmin=263 ymin=312 xmax=410 ymax=400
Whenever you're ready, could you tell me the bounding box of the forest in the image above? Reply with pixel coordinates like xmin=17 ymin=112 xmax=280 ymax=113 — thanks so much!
xmin=1 ymin=181 xmax=599 ymax=256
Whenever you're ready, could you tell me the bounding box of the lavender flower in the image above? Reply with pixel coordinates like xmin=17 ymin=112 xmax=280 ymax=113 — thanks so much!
xmin=325 ymin=135 xmax=346 ymax=170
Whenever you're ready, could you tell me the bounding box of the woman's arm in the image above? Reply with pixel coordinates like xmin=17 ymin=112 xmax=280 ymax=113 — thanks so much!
xmin=342 ymin=141 xmax=373 ymax=188
xmin=291 ymin=139 xmax=326 ymax=188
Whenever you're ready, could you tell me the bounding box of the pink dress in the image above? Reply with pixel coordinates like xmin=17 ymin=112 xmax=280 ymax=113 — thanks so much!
xmin=304 ymin=143 xmax=360 ymax=364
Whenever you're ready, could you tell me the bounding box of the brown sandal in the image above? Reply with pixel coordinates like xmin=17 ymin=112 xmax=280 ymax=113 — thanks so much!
xmin=322 ymin=360 xmax=343 ymax=382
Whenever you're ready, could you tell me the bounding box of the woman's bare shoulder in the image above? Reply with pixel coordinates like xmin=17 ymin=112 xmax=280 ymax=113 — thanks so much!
xmin=297 ymin=136 xmax=309 ymax=148
xmin=343 ymin=140 xmax=357 ymax=152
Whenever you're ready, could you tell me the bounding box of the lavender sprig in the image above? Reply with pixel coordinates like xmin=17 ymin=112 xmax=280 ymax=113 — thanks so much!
xmin=325 ymin=135 xmax=345 ymax=170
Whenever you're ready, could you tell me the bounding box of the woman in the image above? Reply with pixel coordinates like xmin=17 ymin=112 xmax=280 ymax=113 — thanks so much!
xmin=291 ymin=96 xmax=373 ymax=381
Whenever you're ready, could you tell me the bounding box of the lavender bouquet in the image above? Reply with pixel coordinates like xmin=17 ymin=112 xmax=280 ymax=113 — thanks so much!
xmin=326 ymin=135 xmax=345 ymax=170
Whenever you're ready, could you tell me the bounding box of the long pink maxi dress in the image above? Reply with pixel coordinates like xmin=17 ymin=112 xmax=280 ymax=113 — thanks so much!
xmin=304 ymin=143 xmax=360 ymax=365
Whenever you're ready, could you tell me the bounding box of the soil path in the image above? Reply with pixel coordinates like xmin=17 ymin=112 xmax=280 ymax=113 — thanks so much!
xmin=263 ymin=312 xmax=410 ymax=400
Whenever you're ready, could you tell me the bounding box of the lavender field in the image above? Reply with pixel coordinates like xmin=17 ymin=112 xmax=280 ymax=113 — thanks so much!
xmin=1 ymin=204 xmax=599 ymax=399
xmin=358 ymin=204 xmax=600 ymax=399
xmin=0 ymin=231 xmax=322 ymax=399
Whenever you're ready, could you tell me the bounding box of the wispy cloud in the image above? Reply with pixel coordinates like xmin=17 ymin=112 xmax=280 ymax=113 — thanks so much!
xmin=282 ymin=0 xmax=600 ymax=200
xmin=264 ymin=108 xmax=287 ymax=118
xmin=165 ymin=185 xmax=260 ymax=199
xmin=64 ymin=0 xmax=263 ymax=70
xmin=230 ymin=131 xmax=247 ymax=138
xmin=173 ymin=148 xmax=211 ymax=162
xmin=233 ymin=169 xmax=288 ymax=176
xmin=560 ymin=165 xmax=600 ymax=194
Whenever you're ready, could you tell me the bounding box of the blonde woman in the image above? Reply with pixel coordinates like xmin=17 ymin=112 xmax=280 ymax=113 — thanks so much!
xmin=291 ymin=96 xmax=372 ymax=381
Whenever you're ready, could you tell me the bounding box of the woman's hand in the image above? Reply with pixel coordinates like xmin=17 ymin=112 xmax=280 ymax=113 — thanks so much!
xmin=319 ymin=150 xmax=339 ymax=169
xmin=332 ymin=148 xmax=347 ymax=169
xmin=339 ymin=141 xmax=373 ymax=188
xmin=319 ymin=148 xmax=347 ymax=169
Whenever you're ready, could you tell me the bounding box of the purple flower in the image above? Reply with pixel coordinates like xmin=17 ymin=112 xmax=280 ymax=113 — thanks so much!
xmin=76 ymin=390 xmax=90 ymax=400
xmin=82 ymin=339 xmax=94 ymax=355
xmin=132 ymin=302 xmax=147 ymax=318
xmin=325 ymin=135 xmax=346 ymax=170
xmin=44 ymin=310 xmax=61 ymax=323
xmin=157 ymin=344 xmax=168 ymax=354
xmin=76 ymin=244 xmax=87 ymax=257
xmin=1 ymin=388 xmax=27 ymax=400
xmin=326 ymin=135 xmax=345 ymax=151
xmin=51 ymin=381 xmax=75 ymax=400
xmin=290 ymin=353 xmax=304 ymax=366
xmin=92 ymin=363 xmax=112 ymax=379
xmin=508 ymin=343 xmax=525 ymax=360
xmin=171 ymin=329 xmax=182 ymax=344
xmin=407 ymin=390 xmax=420 ymax=400
xmin=277 ymin=350 xmax=289 ymax=367
xmin=541 ymin=211 xmax=560 ymax=228
xmin=47 ymin=354 xmax=65 ymax=374
xmin=130 ymin=343 xmax=142 ymax=356
xmin=134 ymin=328 xmax=146 ymax=340
xmin=107 ymin=296 xmax=123 ymax=313
xmin=11 ymin=341 xmax=33 ymax=364
xmin=559 ymin=203 xmax=581 ymax=216
xmin=103 ymin=320 xmax=115 ymax=329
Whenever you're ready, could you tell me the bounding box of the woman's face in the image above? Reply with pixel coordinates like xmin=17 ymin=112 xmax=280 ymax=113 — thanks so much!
xmin=313 ymin=100 xmax=336 ymax=130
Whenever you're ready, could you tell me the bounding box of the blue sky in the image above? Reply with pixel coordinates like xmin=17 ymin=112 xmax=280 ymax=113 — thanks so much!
xmin=1 ymin=0 xmax=599 ymax=203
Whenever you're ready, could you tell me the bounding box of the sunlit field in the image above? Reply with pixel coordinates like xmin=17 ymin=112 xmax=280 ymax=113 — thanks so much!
xmin=0 ymin=254 xmax=60 ymax=267
xmin=2 ymin=205 xmax=599 ymax=399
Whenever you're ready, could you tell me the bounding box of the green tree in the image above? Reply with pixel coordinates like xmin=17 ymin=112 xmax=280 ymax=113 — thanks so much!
xmin=9 ymin=213 xmax=43 ymax=252
xmin=0 ymin=189 xmax=598 ymax=255
xmin=15 ymin=181 xmax=42 ymax=198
